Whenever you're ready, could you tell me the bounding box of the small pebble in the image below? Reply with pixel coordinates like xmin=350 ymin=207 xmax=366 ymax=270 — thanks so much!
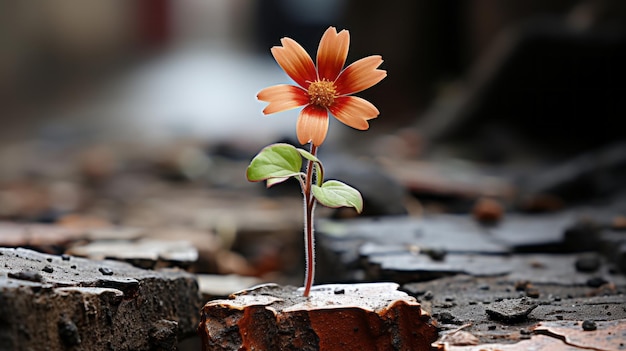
xmin=99 ymin=267 xmax=114 ymax=276
xmin=612 ymin=215 xmax=626 ymax=230
xmin=46 ymin=258 xmax=53 ymax=263
xmin=515 ymin=280 xmax=530 ymax=291
xmin=423 ymin=291 xmax=434 ymax=301
xmin=426 ymin=248 xmax=447 ymax=261
xmin=434 ymin=312 xmax=459 ymax=325
xmin=485 ymin=298 xmax=538 ymax=323
xmin=61 ymin=254 xmax=71 ymax=261
xmin=582 ymin=320 xmax=597 ymax=331
xmin=472 ymin=197 xmax=504 ymax=224
xmin=587 ymin=277 xmax=608 ymax=288
xmin=526 ymin=288 xmax=540 ymax=298
xmin=58 ymin=318 xmax=81 ymax=346
xmin=575 ymin=255 xmax=601 ymax=273
xmin=437 ymin=302 xmax=456 ymax=309
xmin=9 ymin=271 xmax=42 ymax=282
xmin=42 ymin=265 xmax=54 ymax=273
xmin=529 ymin=260 xmax=546 ymax=269
xmin=333 ymin=288 xmax=345 ymax=295
xmin=478 ymin=284 xmax=490 ymax=291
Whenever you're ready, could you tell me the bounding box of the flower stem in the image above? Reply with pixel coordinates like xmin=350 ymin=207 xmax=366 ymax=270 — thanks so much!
xmin=302 ymin=143 xmax=318 ymax=297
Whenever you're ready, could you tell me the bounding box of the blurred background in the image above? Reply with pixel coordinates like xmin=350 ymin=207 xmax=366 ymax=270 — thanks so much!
xmin=2 ymin=2 xmax=626 ymax=348
xmin=1 ymin=0 xmax=626 ymax=301
xmin=1 ymin=0 xmax=625 ymax=154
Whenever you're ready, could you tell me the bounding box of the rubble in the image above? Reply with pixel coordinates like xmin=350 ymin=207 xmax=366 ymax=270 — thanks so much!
xmin=0 ymin=247 xmax=201 ymax=350
xmin=198 ymin=283 xmax=438 ymax=351
xmin=318 ymin=211 xmax=626 ymax=346
xmin=484 ymin=298 xmax=538 ymax=323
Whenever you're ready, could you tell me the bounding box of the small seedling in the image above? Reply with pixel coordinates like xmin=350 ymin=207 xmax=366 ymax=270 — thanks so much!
xmin=247 ymin=26 xmax=386 ymax=297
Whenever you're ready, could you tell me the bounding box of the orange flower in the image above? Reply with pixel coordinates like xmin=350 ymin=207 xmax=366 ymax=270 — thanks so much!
xmin=257 ymin=26 xmax=386 ymax=146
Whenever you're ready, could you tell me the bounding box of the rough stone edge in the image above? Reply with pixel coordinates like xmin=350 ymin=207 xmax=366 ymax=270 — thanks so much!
xmin=0 ymin=247 xmax=202 ymax=350
xmin=198 ymin=283 xmax=438 ymax=351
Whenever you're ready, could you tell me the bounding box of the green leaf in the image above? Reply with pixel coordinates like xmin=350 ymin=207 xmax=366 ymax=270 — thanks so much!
xmin=297 ymin=148 xmax=320 ymax=163
xmin=246 ymin=144 xmax=303 ymax=182
xmin=297 ymin=148 xmax=324 ymax=186
xmin=314 ymin=163 xmax=324 ymax=187
xmin=311 ymin=180 xmax=363 ymax=213
xmin=265 ymin=176 xmax=290 ymax=188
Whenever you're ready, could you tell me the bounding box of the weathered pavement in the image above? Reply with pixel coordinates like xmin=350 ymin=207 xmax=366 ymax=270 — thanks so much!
xmin=0 ymin=136 xmax=625 ymax=350
xmin=0 ymin=247 xmax=201 ymax=351
xmin=317 ymin=208 xmax=626 ymax=350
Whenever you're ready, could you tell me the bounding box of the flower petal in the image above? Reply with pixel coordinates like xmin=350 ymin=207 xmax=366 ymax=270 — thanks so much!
xmin=334 ymin=55 xmax=386 ymax=95
xmin=316 ymin=27 xmax=350 ymax=81
xmin=257 ymin=85 xmax=309 ymax=114
xmin=296 ymin=105 xmax=329 ymax=146
xmin=271 ymin=38 xmax=317 ymax=89
xmin=329 ymin=96 xmax=379 ymax=130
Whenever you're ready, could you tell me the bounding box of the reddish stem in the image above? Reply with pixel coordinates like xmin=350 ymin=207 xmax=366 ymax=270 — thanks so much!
xmin=302 ymin=143 xmax=318 ymax=297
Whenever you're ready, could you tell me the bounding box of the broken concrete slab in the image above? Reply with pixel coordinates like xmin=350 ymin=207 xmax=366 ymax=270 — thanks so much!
xmin=198 ymin=283 xmax=438 ymax=351
xmin=0 ymin=221 xmax=86 ymax=253
xmin=320 ymin=216 xmax=508 ymax=254
xmin=367 ymin=252 xmax=626 ymax=286
xmin=318 ymin=211 xmax=626 ymax=285
xmin=0 ymin=247 xmax=201 ymax=351
xmin=317 ymin=215 xmax=510 ymax=283
xmin=0 ymin=219 xmax=232 ymax=275
xmin=66 ymin=238 xmax=199 ymax=269
xmin=318 ymin=213 xmax=585 ymax=281
xmin=196 ymin=274 xmax=262 ymax=300
xmin=485 ymin=298 xmax=538 ymax=323
xmin=0 ymin=221 xmax=185 ymax=258
xmin=366 ymin=253 xmax=512 ymax=283
xmin=486 ymin=213 xmax=575 ymax=251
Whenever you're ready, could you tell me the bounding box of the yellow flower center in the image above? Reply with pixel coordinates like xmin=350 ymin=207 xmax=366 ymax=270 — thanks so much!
xmin=307 ymin=79 xmax=337 ymax=108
